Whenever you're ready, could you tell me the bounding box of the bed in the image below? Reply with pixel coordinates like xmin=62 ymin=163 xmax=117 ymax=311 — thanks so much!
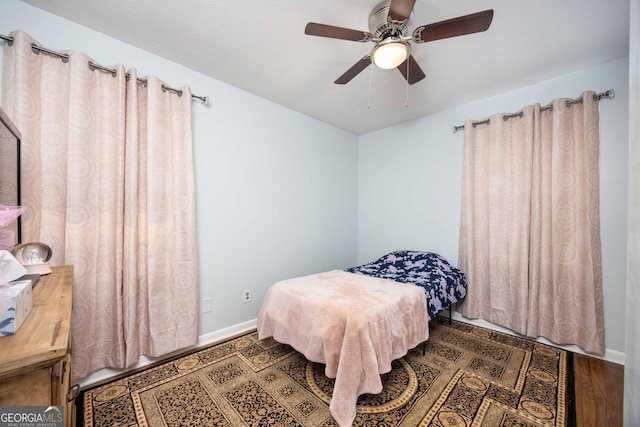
xmin=256 ymin=250 xmax=467 ymax=427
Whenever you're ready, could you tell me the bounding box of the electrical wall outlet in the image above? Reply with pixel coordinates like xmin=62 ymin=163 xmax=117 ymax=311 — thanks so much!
xmin=243 ymin=289 xmax=251 ymax=303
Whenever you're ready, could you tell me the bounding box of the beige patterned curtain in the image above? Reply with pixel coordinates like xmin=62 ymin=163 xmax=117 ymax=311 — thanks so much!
xmin=1 ymin=30 xmax=198 ymax=379
xmin=122 ymin=70 xmax=198 ymax=364
xmin=458 ymin=91 xmax=605 ymax=355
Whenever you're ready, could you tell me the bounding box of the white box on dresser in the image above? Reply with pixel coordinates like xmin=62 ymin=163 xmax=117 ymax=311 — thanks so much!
xmin=0 ymin=279 xmax=33 ymax=336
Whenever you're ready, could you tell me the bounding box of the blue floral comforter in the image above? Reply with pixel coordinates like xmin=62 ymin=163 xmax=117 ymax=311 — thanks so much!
xmin=345 ymin=250 xmax=467 ymax=320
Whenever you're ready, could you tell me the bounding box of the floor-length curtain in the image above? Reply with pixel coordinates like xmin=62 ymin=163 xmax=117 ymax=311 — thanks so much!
xmin=123 ymin=70 xmax=198 ymax=365
xmin=457 ymin=105 xmax=536 ymax=335
xmin=1 ymin=30 xmax=199 ymax=379
xmin=2 ymin=30 xmax=129 ymax=377
xmin=458 ymin=92 xmax=605 ymax=355
xmin=527 ymin=93 xmax=604 ymax=354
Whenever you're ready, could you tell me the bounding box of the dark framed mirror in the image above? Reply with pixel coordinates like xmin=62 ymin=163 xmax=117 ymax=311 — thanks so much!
xmin=0 ymin=107 xmax=22 ymax=246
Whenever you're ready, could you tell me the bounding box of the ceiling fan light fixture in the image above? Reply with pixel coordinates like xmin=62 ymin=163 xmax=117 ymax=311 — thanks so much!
xmin=371 ymin=38 xmax=410 ymax=69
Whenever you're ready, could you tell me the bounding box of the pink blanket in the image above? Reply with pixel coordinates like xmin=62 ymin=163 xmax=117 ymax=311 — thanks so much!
xmin=257 ymin=270 xmax=429 ymax=427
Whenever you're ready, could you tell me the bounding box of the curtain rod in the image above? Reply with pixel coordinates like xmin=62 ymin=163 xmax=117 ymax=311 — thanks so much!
xmin=452 ymin=89 xmax=615 ymax=133
xmin=1 ymin=33 xmax=208 ymax=104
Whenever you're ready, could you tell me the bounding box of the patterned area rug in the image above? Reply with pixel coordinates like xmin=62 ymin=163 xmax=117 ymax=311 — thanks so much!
xmin=80 ymin=317 xmax=574 ymax=426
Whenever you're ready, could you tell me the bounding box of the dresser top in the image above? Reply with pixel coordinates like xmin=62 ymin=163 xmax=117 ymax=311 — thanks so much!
xmin=0 ymin=265 xmax=73 ymax=378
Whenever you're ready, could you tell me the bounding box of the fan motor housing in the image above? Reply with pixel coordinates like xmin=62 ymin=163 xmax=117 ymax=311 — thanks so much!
xmin=369 ymin=0 xmax=412 ymax=39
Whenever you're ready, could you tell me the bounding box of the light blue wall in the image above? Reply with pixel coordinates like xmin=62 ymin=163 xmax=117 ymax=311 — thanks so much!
xmin=1 ymin=0 xmax=629 ymax=364
xmin=0 ymin=0 xmax=359 ymax=336
xmin=358 ymin=57 xmax=629 ymax=354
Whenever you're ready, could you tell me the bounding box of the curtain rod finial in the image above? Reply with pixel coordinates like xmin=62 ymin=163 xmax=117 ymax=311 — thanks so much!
xmin=191 ymin=94 xmax=208 ymax=104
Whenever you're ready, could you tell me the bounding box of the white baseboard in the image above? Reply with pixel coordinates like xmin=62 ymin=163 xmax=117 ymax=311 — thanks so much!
xmin=196 ymin=318 xmax=258 ymax=348
xmin=445 ymin=312 xmax=625 ymax=365
xmin=76 ymin=319 xmax=258 ymax=390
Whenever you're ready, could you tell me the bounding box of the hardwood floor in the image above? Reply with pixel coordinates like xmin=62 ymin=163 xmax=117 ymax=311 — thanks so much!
xmin=573 ymin=353 xmax=624 ymax=426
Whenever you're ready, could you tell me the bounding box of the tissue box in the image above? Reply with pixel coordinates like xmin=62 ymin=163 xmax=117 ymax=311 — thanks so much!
xmin=0 ymin=279 xmax=33 ymax=336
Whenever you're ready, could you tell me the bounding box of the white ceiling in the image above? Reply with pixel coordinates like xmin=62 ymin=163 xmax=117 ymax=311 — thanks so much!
xmin=20 ymin=0 xmax=630 ymax=135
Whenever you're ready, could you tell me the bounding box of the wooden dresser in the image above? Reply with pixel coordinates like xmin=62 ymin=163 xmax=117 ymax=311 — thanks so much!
xmin=0 ymin=265 xmax=75 ymax=427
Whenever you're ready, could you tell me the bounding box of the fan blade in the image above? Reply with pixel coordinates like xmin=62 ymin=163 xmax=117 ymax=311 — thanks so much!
xmin=412 ymin=9 xmax=494 ymax=43
xmin=389 ymin=0 xmax=416 ymax=22
xmin=305 ymin=23 xmax=372 ymax=42
xmin=335 ymin=56 xmax=372 ymax=84
xmin=397 ymin=55 xmax=426 ymax=85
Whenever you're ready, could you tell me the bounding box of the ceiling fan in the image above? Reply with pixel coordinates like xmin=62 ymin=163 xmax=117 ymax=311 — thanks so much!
xmin=304 ymin=0 xmax=494 ymax=85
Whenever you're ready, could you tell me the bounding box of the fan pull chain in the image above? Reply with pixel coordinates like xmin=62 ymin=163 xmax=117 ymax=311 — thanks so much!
xmin=367 ymin=61 xmax=374 ymax=109
xmin=404 ymin=59 xmax=409 ymax=107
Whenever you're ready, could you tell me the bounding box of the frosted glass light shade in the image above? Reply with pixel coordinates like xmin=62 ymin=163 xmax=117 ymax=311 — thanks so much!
xmin=372 ymin=39 xmax=410 ymax=69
